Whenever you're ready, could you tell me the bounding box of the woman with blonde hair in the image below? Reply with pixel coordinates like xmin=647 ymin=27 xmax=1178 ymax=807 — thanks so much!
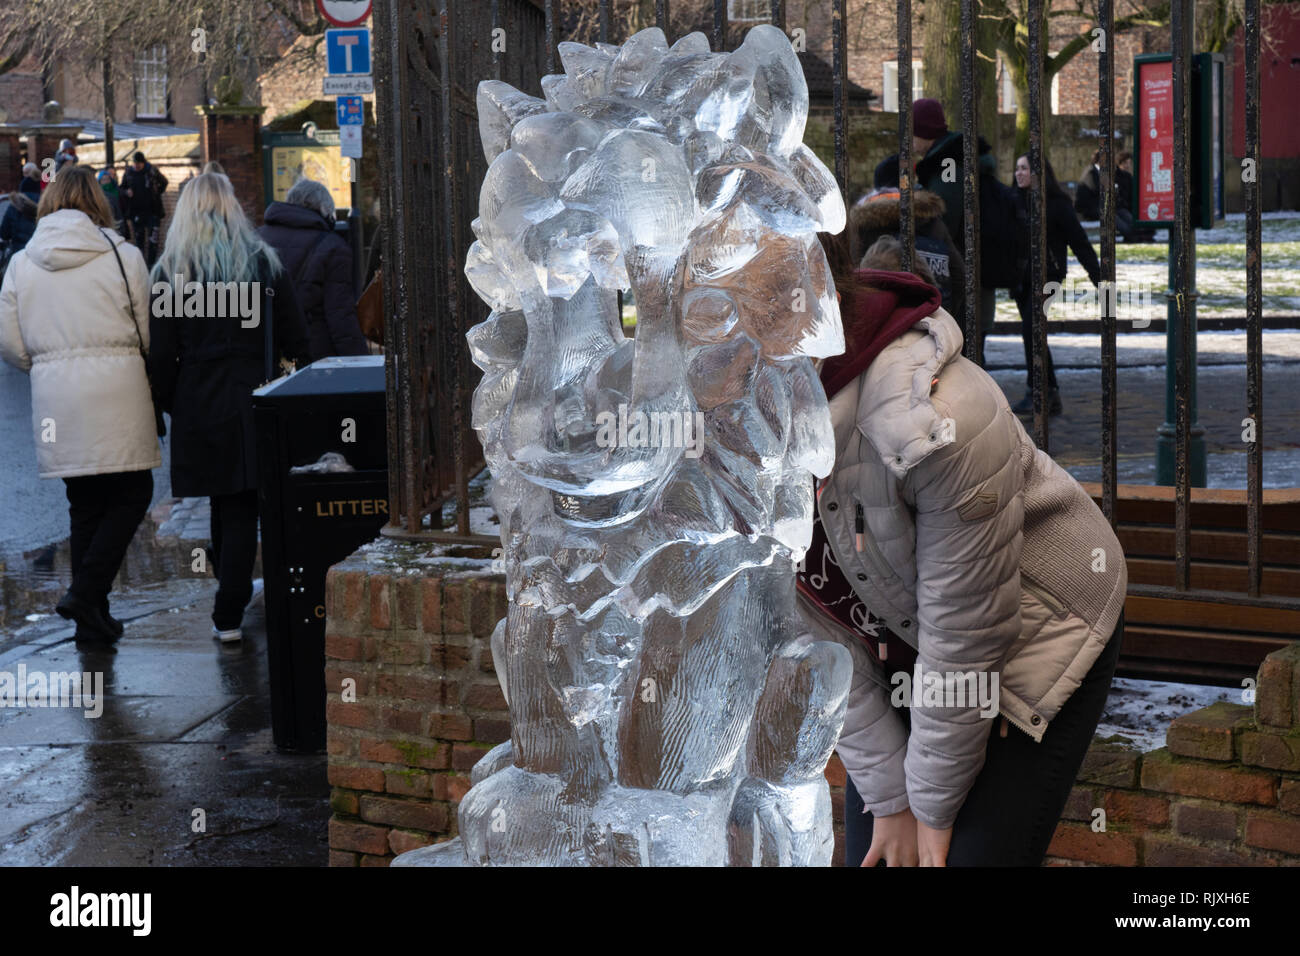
xmin=148 ymin=172 xmax=309 ymax=643
xmin=0 ymin=164 xmax=159 ymax=645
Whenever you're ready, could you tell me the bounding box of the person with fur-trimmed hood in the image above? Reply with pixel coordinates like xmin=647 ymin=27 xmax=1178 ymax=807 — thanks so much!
xmin=849 ymin=185 xmax=964 ymax=320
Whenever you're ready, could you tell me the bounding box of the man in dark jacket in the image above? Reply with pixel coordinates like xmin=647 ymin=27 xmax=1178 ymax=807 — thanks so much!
xmin=910 ymin=99 xmax=1000 ymax=358
xmin=120 ymin=151 xmax=167 ymax=266
xmin=18 ymin=163 xmax=41 ymax=201
xmin=258 ymin=178 xmax=369 ymax=359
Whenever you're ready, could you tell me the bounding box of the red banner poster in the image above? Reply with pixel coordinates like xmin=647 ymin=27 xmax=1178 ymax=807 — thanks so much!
xmin=1136 ymin=59 xmax=1174 ymax=223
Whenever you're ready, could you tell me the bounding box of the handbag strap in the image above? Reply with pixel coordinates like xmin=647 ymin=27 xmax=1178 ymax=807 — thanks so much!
xmin=100 ymin=227 xmax=146 ymax=361
xmin=264 ymin=279 xmax=276 ymax=383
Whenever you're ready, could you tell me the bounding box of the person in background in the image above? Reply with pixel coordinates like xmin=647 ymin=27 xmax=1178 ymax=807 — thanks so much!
xmin=18 ymin=162 xmax=41 ymax=201
xmin=1114 ymin=152 xmax=1156 ymax=243
xmin=120 ymin=151 xmax=168 ymax=266
xmin=800 ymin=228 xmax=1126 ymax=866
xmin=148 ymin=173 xmax=311 ymax=643
xmin=98 ymin=168 xmax=125 ymax=234
xmin=1074 ymin=148 xmax=1102 ymax=221
xmin=1115 ymin=151 xmax=1135 ymax=215
xmin=849 ymin=181 xmax=964 ymax=321
xmin=910 ymin=99 xmax=1004 ymax=363
xmin=1011 ymin=154 xmax=1101 ymax=417
xmin=0 ymin=189 xmax=38 ymax=258
xmin=258 ymin=178 xmax=368 ymax=359
xmin=0 ymin=165 xmax=158 ymax=645
xmin=54 ymin=139 xmax=79 ymax=173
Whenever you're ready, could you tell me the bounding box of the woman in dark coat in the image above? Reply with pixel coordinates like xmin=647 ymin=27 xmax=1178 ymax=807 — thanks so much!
xmin=0 ymin=190 xmax=38 ymax=255
xmin=258 ymin=178 xmax=368 ymax=360
xmin=148 ymin=172 xmax=310 ymax=642
xmin=1011 ymin=154 xmax=1101 ymax=417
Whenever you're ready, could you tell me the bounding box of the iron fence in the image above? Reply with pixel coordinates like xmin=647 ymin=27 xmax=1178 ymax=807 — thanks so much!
xmin=373 ymin=0 xmax=1290 ymax=676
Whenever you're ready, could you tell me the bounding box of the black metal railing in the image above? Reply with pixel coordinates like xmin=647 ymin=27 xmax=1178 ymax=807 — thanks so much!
xmin=374 ymin=0 xmax=1281 ymax=635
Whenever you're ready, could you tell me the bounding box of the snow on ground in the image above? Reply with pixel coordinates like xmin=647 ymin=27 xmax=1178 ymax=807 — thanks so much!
xmin=1095 ymin=677 xmax=1240 ymax=752
xmin=996 ymin=211 xmax=1300 ymax=323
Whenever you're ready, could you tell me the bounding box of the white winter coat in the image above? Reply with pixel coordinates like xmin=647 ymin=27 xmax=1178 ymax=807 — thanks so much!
xmin=0 ymin=208 xmax=160 ymax=478
xmin=803 ymin=307 xmax=1127 ymax=831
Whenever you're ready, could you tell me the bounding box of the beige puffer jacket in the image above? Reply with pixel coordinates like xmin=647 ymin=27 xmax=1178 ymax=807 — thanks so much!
xmin=800 ymin=306 xmax=1126 ymax=831
xmin=0 ymin=208 xmax=159 ymax=479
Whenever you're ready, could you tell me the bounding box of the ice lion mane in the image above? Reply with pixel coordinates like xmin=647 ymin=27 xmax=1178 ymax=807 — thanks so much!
xmin=399 ymin=24 xmax=851 ymax=867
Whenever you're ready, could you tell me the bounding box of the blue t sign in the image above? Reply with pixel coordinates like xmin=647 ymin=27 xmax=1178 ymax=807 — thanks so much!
xmin=326 ymin=28 xmax=371 ymax=76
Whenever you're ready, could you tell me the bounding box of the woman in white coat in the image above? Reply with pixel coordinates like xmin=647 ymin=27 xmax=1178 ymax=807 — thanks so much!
xmin=0 ymin=165 xmax=159 ymax=644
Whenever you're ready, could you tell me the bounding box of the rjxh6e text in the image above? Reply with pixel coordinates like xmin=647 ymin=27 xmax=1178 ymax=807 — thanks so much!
xmin=1133 ymin=892 xmax=1250 ymax=907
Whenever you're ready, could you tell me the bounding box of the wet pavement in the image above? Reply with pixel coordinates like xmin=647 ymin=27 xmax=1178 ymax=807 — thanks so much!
xmin=0 ymin=586 xmax=329 ymax=866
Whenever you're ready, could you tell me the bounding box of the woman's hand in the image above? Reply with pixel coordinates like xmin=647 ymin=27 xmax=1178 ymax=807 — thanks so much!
xmin=916 ymin=820 xmax=952 ymax=867
xmin=862 ymin=807 xmax=919 ymax=867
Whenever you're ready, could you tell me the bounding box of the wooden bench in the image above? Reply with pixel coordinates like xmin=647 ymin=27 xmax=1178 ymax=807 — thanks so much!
xmin=1079 ymin=483 xmax=1300 ymax=685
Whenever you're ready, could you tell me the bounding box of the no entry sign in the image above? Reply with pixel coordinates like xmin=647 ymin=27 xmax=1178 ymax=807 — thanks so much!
xmin=316 ymin=0 xmax=372 ymax=28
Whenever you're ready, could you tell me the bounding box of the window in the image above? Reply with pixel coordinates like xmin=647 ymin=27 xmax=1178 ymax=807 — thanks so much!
xmin=998 ymin=57 xmax=1016 ymax=113
xmin=135 ymin=45 xmax=169 ymax=120
xmin=881 ymin=61 xmax=924 ymax=113
xmin=1050 ymin=54 xmax=1061 ymax=114
xmin=727 ymin=0 xmax=768 ymax=23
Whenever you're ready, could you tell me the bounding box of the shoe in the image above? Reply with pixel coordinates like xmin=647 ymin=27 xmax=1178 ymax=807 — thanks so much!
xmin=212 ymin=624 xmax=243 ymax=644
xmin=247 ymin=578 xmax=265 ymax=609
xmin=101 ymin=600 xmax=125 ymax=637
xmin=56 ymin=591 xmax=120 ymax=644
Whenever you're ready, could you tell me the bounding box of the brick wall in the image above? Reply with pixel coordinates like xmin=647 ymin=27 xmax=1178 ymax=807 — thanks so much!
xmin=0 ymin=71 xmax=45 ymax=127
xmin=325 ymin=547 xmax=1299 ymax=867
xmin=324 ymin=548 xmax=511 ymax=866
xmin=1046 ymin=644 xmax=1300 ymax=866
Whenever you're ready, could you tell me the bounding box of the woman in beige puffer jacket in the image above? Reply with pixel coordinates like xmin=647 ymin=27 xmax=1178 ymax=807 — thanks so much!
xmin=0 ymin=165 xmax=159 ymax=644
xmin=798 ymin=234 xmax=1126 ymax=867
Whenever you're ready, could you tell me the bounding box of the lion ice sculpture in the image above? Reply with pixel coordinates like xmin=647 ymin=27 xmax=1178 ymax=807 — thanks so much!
xmin=396 ymin=24 xmax=851 ymax=867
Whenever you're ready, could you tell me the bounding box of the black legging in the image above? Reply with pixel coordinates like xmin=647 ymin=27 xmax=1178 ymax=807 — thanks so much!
xmin=844 ymin=615 xmax=1124 ymax=866
xmin=1014 ymin=283 xmax=1059 ymax=393
xmin=209 ymin=489 xmax=260 ymax=631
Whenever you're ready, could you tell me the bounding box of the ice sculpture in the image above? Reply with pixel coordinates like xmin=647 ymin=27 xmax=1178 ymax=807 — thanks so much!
xmin=395 ymin=24 xmax=851 ymax=867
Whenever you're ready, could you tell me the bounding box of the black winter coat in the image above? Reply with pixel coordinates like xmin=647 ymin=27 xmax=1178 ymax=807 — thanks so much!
xmin=257 ymin=201 xmax=368 ymax=360
xmin=1074 ymin=165 xmax=1101 ymax=221
xmin=1014 ymin=187 xmax=1102 ymax=286
xmin=1116 ymin=168 xmax=1135 ymax=213
xmin=148 ymin=251 xmax=311 ymax=497
xmin=1 ymin=192 xmax=37 ymax=252
xmin=121 ymin=163 xmax=164 ymax=221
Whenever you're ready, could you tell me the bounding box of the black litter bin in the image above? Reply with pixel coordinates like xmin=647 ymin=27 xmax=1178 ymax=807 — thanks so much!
xmin=252 ymin=355 xmax=388 ymax=752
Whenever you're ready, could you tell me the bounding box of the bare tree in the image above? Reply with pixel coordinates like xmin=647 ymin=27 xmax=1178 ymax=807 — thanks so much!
xmin=0 ymin=0 xmax=325 ymax=165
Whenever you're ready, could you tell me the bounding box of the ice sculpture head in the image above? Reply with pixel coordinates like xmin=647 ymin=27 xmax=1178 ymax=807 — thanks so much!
xmin=467 ymin=24 xmax=846 ymax=531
